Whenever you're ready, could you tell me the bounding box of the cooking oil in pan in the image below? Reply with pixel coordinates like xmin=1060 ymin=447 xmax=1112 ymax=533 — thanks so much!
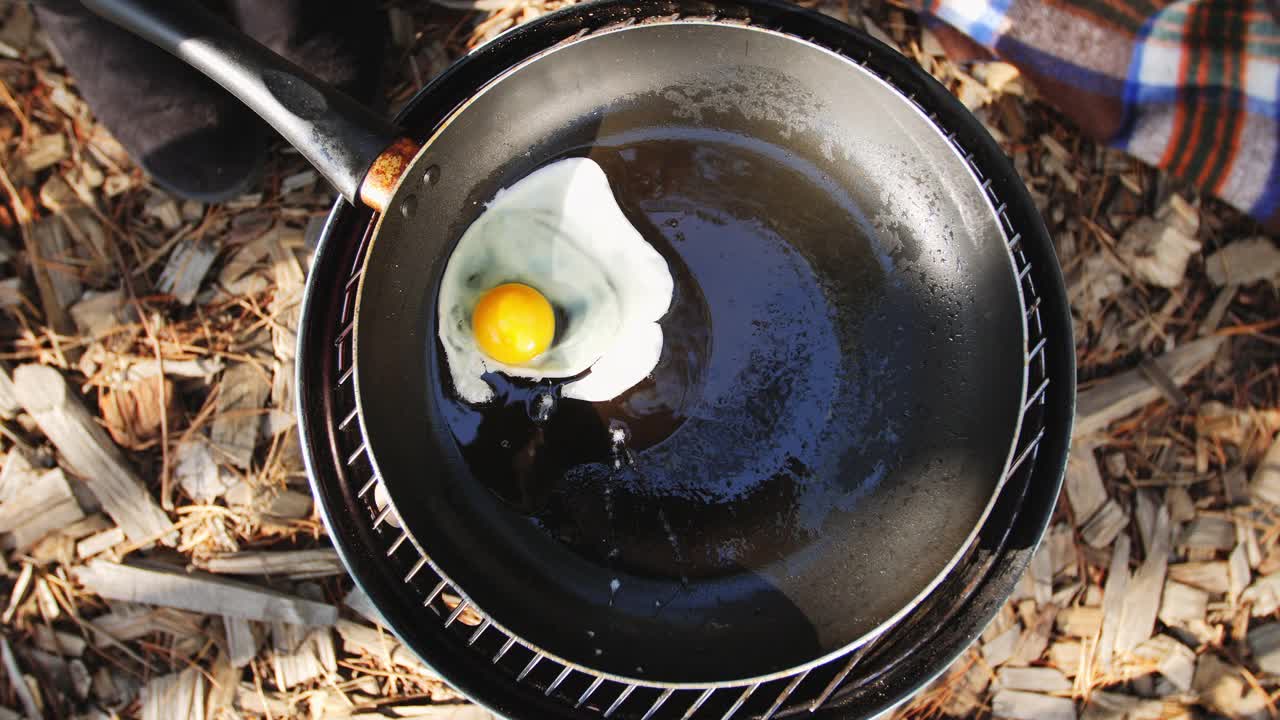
xmin=437 ymin=130 xmax=889 ymax=582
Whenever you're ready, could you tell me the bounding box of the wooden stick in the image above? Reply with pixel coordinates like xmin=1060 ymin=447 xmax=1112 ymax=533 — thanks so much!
xmin=12 ymin=364 xmax=176 ymax=545
xmin=75 ymin=560 xmax=338 ymax=626
xmin=0 ymin=160 xmax=72 ymax=334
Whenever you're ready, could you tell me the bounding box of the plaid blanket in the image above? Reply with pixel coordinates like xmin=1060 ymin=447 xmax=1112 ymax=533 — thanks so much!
xmin=912 ymin=0 xmax=1279 ymax=227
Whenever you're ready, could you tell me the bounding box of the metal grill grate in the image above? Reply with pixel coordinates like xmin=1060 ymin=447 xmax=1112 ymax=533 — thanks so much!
xmin=319 ymin=16 xmax=1051 ymax=720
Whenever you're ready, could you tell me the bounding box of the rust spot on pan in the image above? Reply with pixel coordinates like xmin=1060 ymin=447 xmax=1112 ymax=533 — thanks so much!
xmin=359 ymin=137 xmax=422 ymax=214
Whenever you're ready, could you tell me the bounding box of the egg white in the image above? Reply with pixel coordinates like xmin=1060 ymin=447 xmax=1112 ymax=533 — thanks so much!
xmin=437 ymin=157 xmax=674 ymax=404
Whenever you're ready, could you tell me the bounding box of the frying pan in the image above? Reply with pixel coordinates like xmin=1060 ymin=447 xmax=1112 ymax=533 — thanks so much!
xmin=86 ymin=0 xmax=1060 ymax=690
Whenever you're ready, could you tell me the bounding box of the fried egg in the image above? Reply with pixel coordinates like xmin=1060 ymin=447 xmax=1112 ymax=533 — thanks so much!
xmin=437 ymin=158 xmax=674 ymax=404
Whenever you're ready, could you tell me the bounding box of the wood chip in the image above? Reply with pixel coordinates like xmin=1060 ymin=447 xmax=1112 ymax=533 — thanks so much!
xmin=1169 ymin=561 xmax=1230 ymax=594
xmin=24 ymin=650 xmax=67 ymax=708
xmin=140 ymin=666 xmax=204 ymax=720
xmin=32 ymin=624 xmax=86 ymax=657
xmin=335 ymin=620 xmax=436 ymax=678
xmin=975 ymin=61 xmax=1020 ymax=93
xmin=58 ymin=207 xmax=110 ymax=279
xmin=235 ymin=682 xmax=293 ymax=716
xmin=157 ymin=237 xmax=218 ymax=305
xmin=1178 ymin=516 xmax=1235 ymax=550
xmin=1134 ymin=489 xmax=1159 ymax=554
xmin=1104 ymin=452 xmax=1128 ymax=479
xmin=919 ymin=26 xmax=945 ymax=57
xmin=209 ymin=363 xmax=270 ymax=469
xmin=1193 ymin=653 xmax=1267 ymax=719
xmin=1075 ymin=337 xmax=1226 ymax=438
xmin=1131 ymin=634 xmax=1195 ymax=691
xmin=1068 ymin=253 xmax=1125 ymax=320
xmin=1204 ymin=236 xmax=1280 ymax=287
xmin=68 ymin=289 xmax=126 ymax=338
xmin=937 ymin=653 xmax=992 ymax=717
xmin=0 ymin=636 xmax=40 ymax=720
xmin=0 ymin=1 xmax=35 ymax=57
xmin=1196 ymin=401 xmax=1251 ymax=445
xmin=1081 ymin=500 xmax=1129 ymax=549
xmin=1241 ymin=519 xmax=1263 ymax=569
xmin=217 ymin=236 xmax=272 ymax=296
xmin=1009 ymin=604 xmax=1057 ymax=667
xmin=1244 ymin=571 xmax=1280 ymax=616
xmin=180 ymin=199 xmax=204 ymax=222
xmin=0 ymin=467 xmax=84 ymax=551
xmin=12 ymin=364 xmax=175 ymax=545
xmin=1117 ymin=204 xmax=1201 ymax=288
xmin=1066 ymin=444 xmax=1108 ymax=526
xmin=4 ymin=563 xmax=33 ymax=624
xmin=142 ymin=194 xmax=182 ymax=232
xmin=58 ymin=511 xmax=115 ymax=539
xmin=1028 ymin=541 xmax=1054 ymax=604
xmin=207 ymin=650 xmax=237 ymax=716
xmin=173 ymin=439 xmax=230 ymax=502
xmin=98 ymin=376 xmax=180 ymax=448
xmin=0 ymin=364 xmax=20 ymax=420
xmin=75 ymin=560 xmax=337 ymax=625
xmin=0 ymin=450 xmax=40 ymax=504
xmin=200 ymin=549 xmax=343 ymax=579
xmin=1223 ymin=467 xmax=1251 ymax=506
xmin=343 ymin=586 xmax=386 ymax=627
xmin=267 ymin=227 xmax=305 ymax=291
xmin=281 ymin=170 xmax=318 ymax=194
xmin=30 ymin=214 xmax=83 ymax=314
xmin=1048 ymin=640 xmax=1083 ymax=678
xmin=1058 ymin=606 xmax=1104 ymax=639
xmin=303 ymin=213 xmax=327 ymax=251
xmin=996 ymin=666 xmax=1071 ymax=693
xmin=955 ymin=73 xmax=991 ymax=111
xmin=224 ymin=617 xmax=260 ymax=668
xmin=1167 ymin=486 xmax=1196 ymax=524
xmin=1248 ymin=623 xmax=1280 ymax=676
xmin=68 ymin=658 xmax=90 ymax=700
xmin=991 ymin=689 xmax=1076 ymax=720
xmin=1097 ymin=533 xmax=1131 ymax=669
xmin=267 ymin=487 xmax=313 ymax=519
xmin=92 ymin=665 xmax=136 ymax=707
xmin=1230 ymin=542 xmax=1251 ymax=606
xmin=21 ymin=133 xmax=68 ymax=173
xmin=89 ymin=605 xmax=203 ymax=647
xmin=1198 ymin=285 xmax=1237 ymax=336
xmin=64 ymin=512 xmax=118 ymax=538
xmin=986 ymin=624 xmax=1023 ymax=668
xmin=860 ymin=17 xmax=898 ymax=51
xmin=1080 ymin=691 xmax=1176 ymax=720
xmin=1047 ymin=523 xmax=1078 ymax=577
xmin=1251 ymin=433 xmax=1280 ymax=507
xmin=1158 ymin=581 xmax=1208 ymax=626
xmin=1116 ymin=507 xmax=1170 ymax=653
xmin=75 ymin=526 xmax=124 ymax=559
xmin=225 ymin=482 xmax=312 ymax=520
xmin=271 ymin=623 xmax=334 ymax=689
xmin=102 ymin=174 xmax=133 ymax=197
xmin=111 ymin=356 xmax=224 ymax=383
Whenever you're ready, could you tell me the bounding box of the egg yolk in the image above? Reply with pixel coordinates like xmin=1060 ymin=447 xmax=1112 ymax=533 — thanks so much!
xmin=471 ymin=283 xmax=556 ymax=365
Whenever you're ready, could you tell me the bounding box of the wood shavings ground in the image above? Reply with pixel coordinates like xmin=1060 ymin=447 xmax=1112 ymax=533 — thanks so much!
xmin=0 ymin=2 xmax=1275 ymax=718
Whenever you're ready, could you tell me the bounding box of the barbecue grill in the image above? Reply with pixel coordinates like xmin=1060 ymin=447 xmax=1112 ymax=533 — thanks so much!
xmin=294 ymin=2 xmax=1074 ymax=718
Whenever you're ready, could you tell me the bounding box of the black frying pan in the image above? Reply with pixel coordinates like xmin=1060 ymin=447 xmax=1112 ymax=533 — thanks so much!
xmin=87 ymin=0 xmax=1033 ymax=685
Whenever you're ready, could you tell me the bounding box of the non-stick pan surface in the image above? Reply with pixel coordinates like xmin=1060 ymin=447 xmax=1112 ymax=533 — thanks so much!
xmin=355 ymin=21 xmax=1028 ymax=683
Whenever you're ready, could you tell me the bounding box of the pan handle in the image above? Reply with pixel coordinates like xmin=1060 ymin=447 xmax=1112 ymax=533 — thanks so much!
xmin=81 ymin=0 xmax=418 ymax=212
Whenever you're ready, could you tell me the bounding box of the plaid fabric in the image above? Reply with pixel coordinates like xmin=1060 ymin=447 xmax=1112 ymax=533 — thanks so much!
xmin=912 ymin=0 xmax=1280 ymax=227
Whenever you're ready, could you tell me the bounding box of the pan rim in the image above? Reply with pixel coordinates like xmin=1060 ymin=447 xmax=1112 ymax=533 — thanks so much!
xmin=351 ymin=19 xmax=1031 ymax=687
